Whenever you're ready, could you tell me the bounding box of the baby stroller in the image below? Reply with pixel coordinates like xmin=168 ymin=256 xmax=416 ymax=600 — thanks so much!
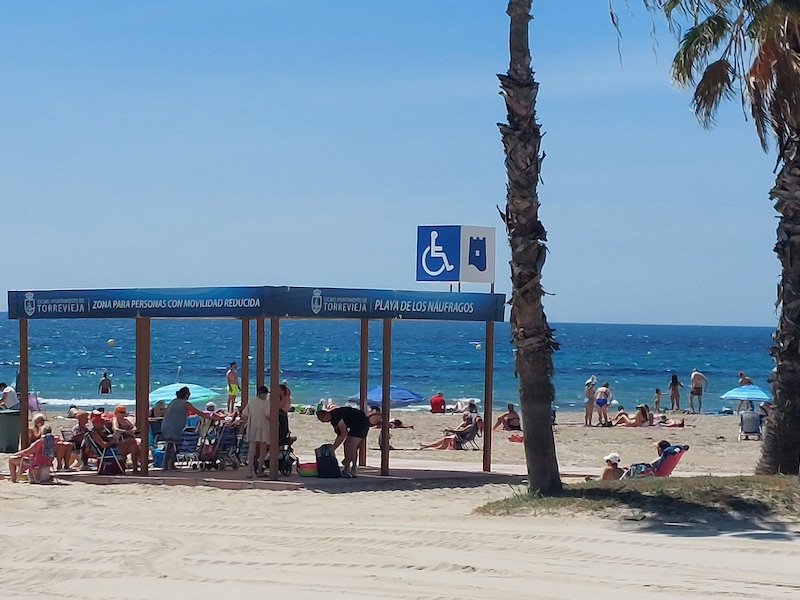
xmin=263 ymin=411 xmax=297 ymax=476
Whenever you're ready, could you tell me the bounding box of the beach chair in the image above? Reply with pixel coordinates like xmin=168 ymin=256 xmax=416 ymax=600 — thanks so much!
xmin=28 ymin=393 xmax=46 ymax=420
xmin=174 ymin=428 xmax=200 ymax=468
xmin=738 ymin=411 xmax=762 ymax=441
xmin=453 ymin=423 xmax=480 ymax=450
xmin=621 ymin=446 xmax=689 ymax=479
xmin=97 ymin=446 xmax=125 ymax=475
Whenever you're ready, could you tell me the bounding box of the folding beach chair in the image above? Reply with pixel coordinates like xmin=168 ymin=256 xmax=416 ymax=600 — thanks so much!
xmin=738 ymin=411 xmax=762 ymax=441
xmin=453 ymin=423 xmax=480 ymax=450
xmin=97 ymin=446 xmax=125 ymax=475
xmin=28 ymin=393 xmax=46 ymax=420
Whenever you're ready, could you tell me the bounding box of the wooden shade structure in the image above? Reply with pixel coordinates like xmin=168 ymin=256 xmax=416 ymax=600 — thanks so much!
xmin=8 ymin=285 xmax=503 ymax=479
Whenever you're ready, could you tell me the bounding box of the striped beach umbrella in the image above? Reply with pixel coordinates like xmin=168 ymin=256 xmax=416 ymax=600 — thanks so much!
xmin=719 ymin=385 xmax=771 ymax=402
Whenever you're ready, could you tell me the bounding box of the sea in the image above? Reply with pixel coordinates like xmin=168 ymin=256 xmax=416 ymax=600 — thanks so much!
xmin=0 ymin=316 xmax=775 ymax=414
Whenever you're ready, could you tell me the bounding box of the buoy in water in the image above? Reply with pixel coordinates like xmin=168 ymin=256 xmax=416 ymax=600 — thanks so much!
xmin=107 ymin=339 xmax=115 ymax=346
xmin=475 ymin=344 xmax=482 ymax=350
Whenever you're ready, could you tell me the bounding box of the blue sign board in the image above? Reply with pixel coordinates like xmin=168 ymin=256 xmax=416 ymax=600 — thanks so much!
xmin=8 ymin=287 xmax=270 ymax=320
xmin=416 ymin=226 xmax=461 ymax=282
xmin=8 ymin=286 xmax=505 ymax=322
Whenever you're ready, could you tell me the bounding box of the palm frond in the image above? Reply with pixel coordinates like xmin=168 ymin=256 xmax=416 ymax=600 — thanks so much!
xmin=692 ymin=58 xmax=735 ymax=125
xmin=672 ymin=12 xmax=732 ymax=85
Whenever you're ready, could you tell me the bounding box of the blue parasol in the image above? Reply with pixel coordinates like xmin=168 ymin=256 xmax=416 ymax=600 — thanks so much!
xmin=148 ymin=383 xmax=220 ymax=406
xmin=719 ymin=385 xmax=771 ymax=402
xmin=349 ymin=385 xmax=423 ymax=406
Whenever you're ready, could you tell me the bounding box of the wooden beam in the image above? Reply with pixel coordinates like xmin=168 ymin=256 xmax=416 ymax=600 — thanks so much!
xmin=135 ymin=317 xmax=151 ymax=476
xmin=380 ymin=318 xmax=391 ymax=476
xmin=256 ymin=316 xmax=265 ymax=390
xmin=18 ymin=319 xmax=29 ymax=450
xmin=268 ymin=317 xmax=280 ymax=480
xmin=358 ymin=318 xmax=369 ymax=466
xmin=482 ymin=321 xmax=495 ymax=472
xmin=241 ymin=318 xmax=250 ymax=408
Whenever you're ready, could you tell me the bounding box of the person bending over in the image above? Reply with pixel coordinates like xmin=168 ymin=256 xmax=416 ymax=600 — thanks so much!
xmin=161 ymin=386 xmax=221 ymax=471
xmin=493 ymin=403 xmax=522 ymax=431
xmin=317 ymin=406 xmax=370 ymax=478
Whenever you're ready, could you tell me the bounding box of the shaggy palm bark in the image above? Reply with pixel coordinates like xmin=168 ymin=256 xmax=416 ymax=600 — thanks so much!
xmin=758 ymin=141 xmax=800 ymax=475
xmin=498 ymin=0 xmax=561 ymax=494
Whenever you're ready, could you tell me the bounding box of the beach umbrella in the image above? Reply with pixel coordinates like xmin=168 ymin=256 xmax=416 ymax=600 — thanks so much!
xmin=349 ymin=385 xmax=423 ymax=406
xmin=719 ymin=385 xmax=771 ymax=402
xmin=148 ymin=383 xmax=220 ymax=406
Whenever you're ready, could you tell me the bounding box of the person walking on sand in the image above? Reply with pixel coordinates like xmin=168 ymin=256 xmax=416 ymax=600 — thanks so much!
xmin=668 ymin=374 xmax=683 ymax=411
xmin=316 ymin=406 xmax=370 ymax=478
xmin=688 ymin=369 xmax=708 ymax=414
xmin=226 ymin=362 xmax=239 ymax=413
xmin=594 ymin=382 xmax=612 ymax=426
xmin=584 ymin=376 xmax=597 ymax=427
xmin=98 ymin=372 xmax=112 ymax=395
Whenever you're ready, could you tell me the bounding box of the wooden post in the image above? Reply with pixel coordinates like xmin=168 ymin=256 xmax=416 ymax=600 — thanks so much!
xmin=241 ymin=318 xmax=250 ymax=408
xmin=482 ymin=321 xmax=495 ymax=472
xmin=256 ymin=316 xmax=265 ymax=391
xmin=358 ymin=318 xmax=369 ymax=466
xmin=135 ymin=317 xmax=151 ymax=475
xmin=18 ymin=319 xmax=29 ymax=450
xmin=268 ymin=317 xmax=280 ymax=480
xmin=380 ymin=319 xmax=391 ymax=476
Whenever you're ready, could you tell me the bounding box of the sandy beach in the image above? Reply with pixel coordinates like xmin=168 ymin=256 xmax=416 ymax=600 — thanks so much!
xmin=1 ymin=475 xmax=799 ymax=599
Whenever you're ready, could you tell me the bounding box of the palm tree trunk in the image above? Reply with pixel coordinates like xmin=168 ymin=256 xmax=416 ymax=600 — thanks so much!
xmin=498 ymin=0 xmax=561 ymax=494
xmin=758 ymin=141 xmax=800 ymax=475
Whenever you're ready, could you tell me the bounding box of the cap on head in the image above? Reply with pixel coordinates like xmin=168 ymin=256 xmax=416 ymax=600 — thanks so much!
xmin=603 ymin=452 xmax=621 ymax=465
xmin=206 ymin=402 xmax=216 ymax=411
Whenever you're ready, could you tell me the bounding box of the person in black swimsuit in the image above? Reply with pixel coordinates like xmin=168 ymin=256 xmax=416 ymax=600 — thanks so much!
xmin=317 ymin=406 xmax=370 ymax=477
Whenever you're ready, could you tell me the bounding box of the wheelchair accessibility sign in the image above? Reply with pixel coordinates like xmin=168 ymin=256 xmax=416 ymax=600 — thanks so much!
xmin=416 ymin=225 xmax=495 ymax=284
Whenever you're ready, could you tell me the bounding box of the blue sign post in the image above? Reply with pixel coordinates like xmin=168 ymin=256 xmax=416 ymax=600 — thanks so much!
xmin=416 ymin=226 xmax=461 ymax=282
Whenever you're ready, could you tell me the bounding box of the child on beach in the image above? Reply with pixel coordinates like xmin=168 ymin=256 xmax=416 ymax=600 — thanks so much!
xmin=653 ymin=388 xmax=662 ymax=413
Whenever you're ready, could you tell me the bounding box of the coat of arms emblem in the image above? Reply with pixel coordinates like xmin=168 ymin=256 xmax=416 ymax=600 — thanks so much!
xmin=311 ymin=289 xmax=323 ymax=315
xmin=24 ymin=292 xmax=35 ymax=317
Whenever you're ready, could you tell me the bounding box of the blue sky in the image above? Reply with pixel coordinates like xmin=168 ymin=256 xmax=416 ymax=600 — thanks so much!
xmin=0 ymin=1 xmax=778 ymax=326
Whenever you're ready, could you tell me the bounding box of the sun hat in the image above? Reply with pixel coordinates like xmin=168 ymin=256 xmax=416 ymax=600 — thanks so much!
xmin=603 ymin=452 xmax=621 ymax=464
xmin=585 ymin=375 xmax=597 ymax=387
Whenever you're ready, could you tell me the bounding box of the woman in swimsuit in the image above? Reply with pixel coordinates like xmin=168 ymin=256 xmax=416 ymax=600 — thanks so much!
xmin=493 ymin=403 xmax=522 ymax=431
xmin=594 ymin=382 xmax=612 ymax=425
xmin=668 ymin=375 xmax=683 ymax=411
xmin=584 ymin=378 xmax=596 ymax=427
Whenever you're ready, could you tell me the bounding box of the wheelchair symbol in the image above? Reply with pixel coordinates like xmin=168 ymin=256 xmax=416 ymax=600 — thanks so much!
xmin=421 ymin=230 xmax=455 ymax=277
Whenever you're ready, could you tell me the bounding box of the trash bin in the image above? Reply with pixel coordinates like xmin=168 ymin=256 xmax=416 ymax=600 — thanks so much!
xmin=0 ymin=410 xmax=20 ymax=453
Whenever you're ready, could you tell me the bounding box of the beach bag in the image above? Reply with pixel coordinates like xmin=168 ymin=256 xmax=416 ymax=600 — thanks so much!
xmin=315 ymin=444 xmax=341 ymax=478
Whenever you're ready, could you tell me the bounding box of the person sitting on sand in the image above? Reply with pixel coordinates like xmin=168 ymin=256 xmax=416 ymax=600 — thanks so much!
xmin=493 ymin=403 xmax=522 ymax=431
xmin=421 ymin=413 xmax=476 ymax=450
xmin=594 ymin=382 xmax=612 ymax=426
xmin=612 ymin=405 xmax=649 ymax=428
xmin=601 ymin=452 xmax=625 ymax=480
xmin=429 ymin=391 xmax=446 ymax=414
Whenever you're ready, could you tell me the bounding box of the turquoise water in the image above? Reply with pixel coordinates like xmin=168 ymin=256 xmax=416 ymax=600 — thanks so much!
xmin=0 ymin=315 xmax=774 ymax=413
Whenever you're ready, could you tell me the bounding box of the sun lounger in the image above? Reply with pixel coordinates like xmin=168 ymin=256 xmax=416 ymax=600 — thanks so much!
xmin=738 ymin=410 xmax=762 ymax=441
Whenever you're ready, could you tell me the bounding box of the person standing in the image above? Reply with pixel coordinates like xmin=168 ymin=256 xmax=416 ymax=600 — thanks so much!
xmin=98 ymin=372 xmax=112 ymax=396
xmin=241 ymin=385 xmax=271 ymax=478
xmin=594 ymin=382 xmax=612 ymax=426
xmin=584 ymin=377 xmax=596 ymax=427
xmin=737 ymin=371 xmax=755 ymax=412
xmin=0 ymin=382 xmax=19 ymax=409
xmin=688 ymin=369 xmax=708 ymax=414
xmin=316 ymin=406 xmax=370 ymax=478
xmin=226 ymin=362 xmax=239 ymax=413
xmin=161 ymin=386 xmax=219 ymax=471
xmin=668 ymin=374 xmax=683 ymax=411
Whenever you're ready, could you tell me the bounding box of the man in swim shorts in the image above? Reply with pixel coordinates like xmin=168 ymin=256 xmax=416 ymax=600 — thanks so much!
xmin=688 ymin=369 xmax=708 ymax=414
xmin=226 ymin=362 xmax=239 ymax=413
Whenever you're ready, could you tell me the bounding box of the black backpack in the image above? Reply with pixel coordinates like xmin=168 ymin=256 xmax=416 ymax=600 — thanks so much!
xmin=315 ymin=444 xmax=342 ymax=478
